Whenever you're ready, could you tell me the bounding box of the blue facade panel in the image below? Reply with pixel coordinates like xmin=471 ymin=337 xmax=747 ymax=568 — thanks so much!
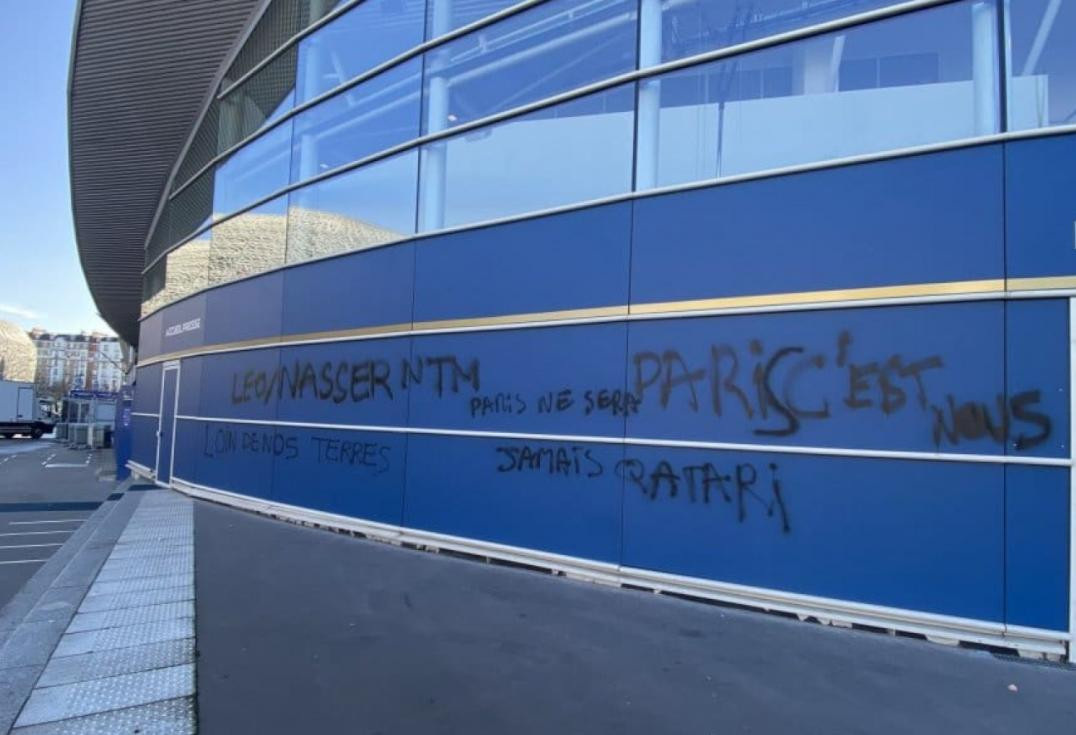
xmin=134 ymin=364 xmax=162 ymax=415
xmin=403 ymin=435 xmax=623 ymax=562
xmin=273 ymin=339 xmax=411 ymax=426
xmin=139 ymin=311 xmax=163 ymax=361
xmin=1005 ymin=465 xmax=1070 ymax=632
xmin=1005 ymin=134 xmax=1076 ymax=280
xmin=271 ymin=427 xmax=406 ymax=525
xmin=621 ymin=448 xmax=1005 ymax=621
xmin=412 ymin=202 xmax=632 ymax=322
xmin=158 ymin=293 xmax=207 ymax=355
xmin=1005 ymin=300 xmax=1069 ymax=458
xmin=204 ymin=271 xmax=284 ymax=346
xmin=406 ymin=325 xmax=629 ymax=436
xmin=625 ymin=302 xmax=1014 ymax=454
xmin=130 ymin=414 xmax=158 ymax=470
xmin=199 ymin=349 xmax=281 ymax=421
xmin=281 ymin=243 xmax=416 ymax=336
xmin=194 ymin=420 xmax=279 ymax=500
xmin=631 ymin=146 xmax=1005 ymax=307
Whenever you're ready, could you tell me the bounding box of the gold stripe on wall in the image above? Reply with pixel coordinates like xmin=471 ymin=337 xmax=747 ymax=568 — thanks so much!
xmin=1007 ymin=275 xmax=1076 ymax=291
xmin=629 ymin=278 xmax=1005 ymax=315
xmin=137 ymin=277 xmax=1056 ymax=368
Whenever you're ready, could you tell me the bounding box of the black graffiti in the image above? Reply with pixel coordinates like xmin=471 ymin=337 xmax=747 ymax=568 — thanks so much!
xmin=631 ymin=332 xmax=949 ymax=438
xmin=931 ymin=389 xmax=1052 ymax=450
xmin=311 ymin=436 xmax=391 ymax=474
xmin=583 ymin=388 xmax=640 ymax=416
xmin=495 ymin=444 xmax=604 ymax=478
xmin=614 ymin=458 xmax=790 ymax=533
xmin=202 ymin=425 xmax=299 ymax=460
xmin=230 ymin=354 xmax=480 ymax=405
xmin=471 ymin=392 xmax=527 ymax=417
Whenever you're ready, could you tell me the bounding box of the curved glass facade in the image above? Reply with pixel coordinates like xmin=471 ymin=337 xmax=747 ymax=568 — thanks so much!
xmin=143 ymin=0 xmax=1073 ymax=314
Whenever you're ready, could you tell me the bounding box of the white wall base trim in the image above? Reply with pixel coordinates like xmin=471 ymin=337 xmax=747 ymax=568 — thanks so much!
xmin=127 ymin=461 xmax=154 ymax=479
xmin=168 ymin=475 xmax=1069 ymax=659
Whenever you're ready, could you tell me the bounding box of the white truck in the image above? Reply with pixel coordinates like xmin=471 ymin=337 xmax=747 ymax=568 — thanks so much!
xmin=0 ymin=380 xmax=53 ymax=439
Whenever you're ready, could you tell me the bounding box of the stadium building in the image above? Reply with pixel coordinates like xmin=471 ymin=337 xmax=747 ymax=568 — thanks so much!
xmin=70 ymin=0 xmax=1076 ymax=657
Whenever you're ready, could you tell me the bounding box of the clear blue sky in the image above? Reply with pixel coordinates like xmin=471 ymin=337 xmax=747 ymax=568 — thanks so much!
xmin=0 ymin=0 xmax=113 ymax=336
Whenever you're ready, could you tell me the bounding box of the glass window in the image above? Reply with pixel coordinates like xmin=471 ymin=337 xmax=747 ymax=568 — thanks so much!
xmin=219 ymin=48 xmax=298 ymax=152
xmin=656 ymin=0 xmax=901 ymax=64
xmin=291 ymin=59 xmax=423 ymax=182
xmin=637 ymin=1 xmax=999 ymax=190
xmin=1007 ymin=0 xmax=1076 ymax=130
xmin=426 ymin=0 xmax=520 ymax=38
xmin=213 ymin=121 xmax=294 ymax=219
xmin=423 ymin=0 xmax=637 ymax=133
xmin=286 ymin=150 xmax=419 ymax=263
xmin=142 ymin=232 xmax=211 ymax=316
xmin=225 ymin=0 xmax=347 ymax=89
xmin=169 ymin=169 xmax=214 ymax=246
xmin=295 ymin=0 xmax=427 ymax=104
xmin=209 ymin=197 xmax=289 ymax=285
xmin=419 ymin=83 xmax=635 ymax=230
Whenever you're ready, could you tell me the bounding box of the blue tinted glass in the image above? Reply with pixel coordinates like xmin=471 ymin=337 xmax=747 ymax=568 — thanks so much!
xmin=419 ymin=84 xmax=635 ymax=230
xmin=291 ymin=59 xmax=423 ymax=183
xmin=296 ymin=0 xmax=427 ymax=104
xmin=423 ymin=0 xmax=637 ymax=132
xmin=657 ymin=0 xmax=901 ymax=63
xmin=426 ymin=0 xmax=519 ymax=38
xmin=638 ymin=1 xmax=998 ymax=189
xmin=287 ymin=151 xmax=419 ymax=263
xmin=213 ymin=121 xmax=293 ymax=219
xmin=1007 ymin=0 xmax=1076 ymax=130
xmin=209 ymin=196 xmax=289 ymax=284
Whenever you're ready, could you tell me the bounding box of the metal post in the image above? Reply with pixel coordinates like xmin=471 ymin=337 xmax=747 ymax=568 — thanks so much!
xmin=972 ymin=1 xmax=999 ymax=135
xmin=420 ymin=0 xmax=452 ymax=230
xmin=634 ymin=0 xmax=662 ymax=190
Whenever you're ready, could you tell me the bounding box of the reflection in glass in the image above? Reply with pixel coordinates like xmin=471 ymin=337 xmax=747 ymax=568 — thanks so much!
xmin=657 ymin=0 xmax=901 ymax=63
xmin=213 ymin=121 xmax=294 ymax=219
xmin=141 ymin=232 xmax=211 ymax=317
xmin=169 ymin=169 xmax=214 ymax=246
xmin=638 ymin=1 xmax=999 ymax=189
xmin=219 ymin=47 xmax=298 ymax=152
xmin=419 ymin=84 xmax=635 ymax=230
xmin=1007 ymin=0 xmax=1076 ymax=130
xmin=426 ymin=0 xmax=520 ymax=38
xmin=291 ymin=59 xmax=423 ymax=183
xmin=295 ymin=0 xmax=426 ymax=104
xmin=286 ymin=151 xmax=419 ymax=264
xmin=209 ymin=197 xmax=289 ymax=284
xmin=422 ymin=0 xmax=637 ymax=132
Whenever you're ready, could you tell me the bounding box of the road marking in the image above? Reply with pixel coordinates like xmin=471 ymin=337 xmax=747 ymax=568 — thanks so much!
xmin=0 ymin=543 xmax=63 ymax=549
xmin=45 ymin=463 xmax=93 ymax=469
xmin=0 ymin=559 xmax=47 ymax=565
xmin=0 ymin=531 xmax=73 ymax=537
xmin=8 ymin=519 xmax=87 ymax=526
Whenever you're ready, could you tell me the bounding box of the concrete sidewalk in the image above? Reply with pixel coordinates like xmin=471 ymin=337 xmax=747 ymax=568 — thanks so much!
xmin=0 ymin=487 xmax=194 ymax=733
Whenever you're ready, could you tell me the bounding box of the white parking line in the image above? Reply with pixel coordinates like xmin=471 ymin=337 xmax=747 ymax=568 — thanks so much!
xmin=0 ymin=559 xmax=47 ymax=565
xmin=8 ymin=519 xmax=87 ymax=526
xmin=0 ymin=531 xmax=73 ymax=537
xmin=0 ymin=543 xmax=63 ymax=549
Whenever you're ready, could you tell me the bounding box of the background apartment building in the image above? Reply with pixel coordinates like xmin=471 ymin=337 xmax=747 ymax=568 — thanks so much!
xmin=28 ymin=328 xmax=124 ymax=395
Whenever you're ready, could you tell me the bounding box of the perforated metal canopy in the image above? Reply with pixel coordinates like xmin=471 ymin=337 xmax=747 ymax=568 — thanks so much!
xmin=69 ymin=0 xmax=261 ymax=346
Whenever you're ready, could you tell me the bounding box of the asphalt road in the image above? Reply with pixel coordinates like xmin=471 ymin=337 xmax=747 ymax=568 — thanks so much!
xmin=195 ymin=501 xmax=1076 ymax=735
xmin=0 ymin=439 xmax=115 ymax=611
